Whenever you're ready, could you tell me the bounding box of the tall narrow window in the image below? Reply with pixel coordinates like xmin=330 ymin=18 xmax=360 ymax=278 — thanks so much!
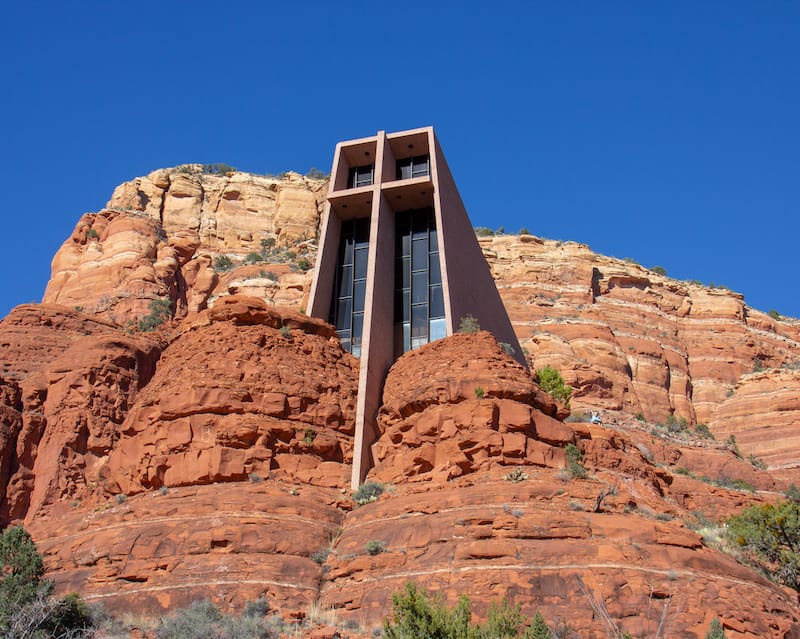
xmin=394 ymin=208 xmax=445 ymax=357
xmin=348 ymin=164 xmax=374 ymax=188
xmin=396 ymin=155 xmax=430 ymax=180
xmin=330 ymin=218 xmax=370 ymax=356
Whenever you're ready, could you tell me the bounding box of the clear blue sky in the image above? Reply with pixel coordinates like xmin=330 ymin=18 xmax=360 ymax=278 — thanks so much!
xmin=1 ymin=2 xmax=798 ymax=319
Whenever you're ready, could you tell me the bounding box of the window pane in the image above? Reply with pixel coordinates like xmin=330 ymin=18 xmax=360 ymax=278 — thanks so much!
xmin=429 ymin=284 xmax=444 ymax=317
xmin=401 ymin=257 xmax=410 ymax=288
xmin=412 ymin=271 xmax=427 ymax=303
xmin=412 ymin=304 xmax=427 ymax=337
xmin=412 ymin=156 xmax=429 ymax=177
xmin=354 ymin=247 xmax=369 ymax=279
xmin=338 ymin=266 xmax=352 ymax=297
xmin=401 ymin=290 xmax=410 ymax=321
xmin=335 ymin=298 xmax=351 ymax=330
xmin=341 ymin=237 xmax=353 ymax=265
xmin=412 ymin=238 xmax=427 ymax=270
xmin=355 ymin=218 xmax=370 ymax=245
xmin=403 ymin=322 xmax=411 ymax=352
xmin=429 ymin=317 xmax=447 ymax=342
xmin=352 ymin=313 xmax=364 ymax=342
xmin=353 ymin=280 xmax=366 ymax=312
xmin=429 ymin=221 xmax=438 ymax=248
xmin=429 ymin=253 xmax=441 ymax=284
xmin=397 ymin=159 xmax=412 ymax=180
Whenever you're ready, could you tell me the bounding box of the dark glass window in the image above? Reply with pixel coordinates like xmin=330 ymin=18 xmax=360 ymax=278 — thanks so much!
xmin=330 ymin=218 xmax=370 ymax=356
xmin=394 ymin=207 xmax=445 ymax=356
xmin=396 ymin=155 xmax=430 ymax=180
xmin=348 ymin=164 xmax=374 ymax=188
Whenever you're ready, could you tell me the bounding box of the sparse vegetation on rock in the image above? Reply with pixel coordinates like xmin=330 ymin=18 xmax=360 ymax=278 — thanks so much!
xmin=535 ymin=366 xmax=572 ymax=404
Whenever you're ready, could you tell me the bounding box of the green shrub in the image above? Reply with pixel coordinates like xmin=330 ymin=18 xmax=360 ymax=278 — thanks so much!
xmin=499 ymin=342 xmax=515 ymax=357
xmin=201 ymin=163 xmax=236 ymax=175
xmin=157 ymin=599 xmax=223 ymax=639
xmin=244 ymin=252 xmax=263 ymax=265
xmin=474 ymin=227 xmax=495 ymax=237
xmin=138 ymin=298 xmax=172 ymax=332
xmin=0 ymin=526 xmax=92 ymax=637
xmin=474 ymin=386 xmax=485 ymax=399
xmin=694 ymin=423 xmax=715 ymax=439
xmin=353 ymin=481 xmax=385 ymax=505
xmin=458 ymin=314 xmax=480 ymax=333
xmin=725 ymin=500 xmax=800 ymax=590
xmin=706 ymin=618 xmax=727 ymax=638
xmin=214 ymin=255 xmax=234 ymax=272
xmin=306 ymin=167 xmax=329 ymax=180
xmin=311 ymin=549 xmax=330 ymax=564
xmin=303 ymin=428 xmax=317 ymax=445
xmin=383 ymin=582 xmax=554 ymax=639
xmin=86 ymin=228 xmax=99 ymax=240
xmin=565 ymin=444 xmax=587 ymax=479
xmin=748 ymin=454 xmax=767 ymax=470
xmin=518 ymin=227 xmax=531 ymax=235
xmin=0 ymin=526 xmax=46 ymax=619
xmin=279 ymin=325 xmax=291 ymax=339
xmin=535 ymin=366 xmax=572 ymax=403
xmin=296 ymin=258 xmax=312 ymax=271
xmin=768 ymin=309 xmax=781 ymax=320
xmin=366 ymin=540 xmax=386 ymax=556
xmin=650 ymin=265 xmax=667 ymax=276
xmin=785 ymin=484 xmax=800 ymax=503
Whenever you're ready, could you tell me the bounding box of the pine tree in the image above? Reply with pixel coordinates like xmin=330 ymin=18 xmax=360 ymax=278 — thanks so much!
xmin=525 ymin=611 xmax=553 ymax=639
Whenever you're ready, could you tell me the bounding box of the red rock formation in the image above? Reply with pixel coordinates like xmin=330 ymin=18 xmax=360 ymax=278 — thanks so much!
xmin=3 ymin=168 xmax=800 ymax=637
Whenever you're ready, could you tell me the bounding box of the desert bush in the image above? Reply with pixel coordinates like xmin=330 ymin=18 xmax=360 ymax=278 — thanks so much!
xmin=138 ymin=298 xmax=172 ymax=332
xmin=366 ymin=540 xmax=386 ymax=556
xmin=565 ymin=444 xmax=586 ymax=479
xmin=458 ymin=314 xmax=480 ymax=333
xmin=214 ymin=255 xmax=234 ymax=272
xmin=353 ymin=481 xmax=385 ymax=505
xmin=725 ymin=500 xmax=800 ymax=590
xmin=383 ymin=582 xmax=556 ymax=639
xmin=474 ymin=386 xmax=485 ymax=399
xmin=650 ymin=265 xmax=667 ymax=276
xmin=694 ymin=423 xmax=714 ymax=439
xmin=706 ymin=618 xmax=727 ymax=638
xmin=244 ymin=252 xmax=263 ymax=265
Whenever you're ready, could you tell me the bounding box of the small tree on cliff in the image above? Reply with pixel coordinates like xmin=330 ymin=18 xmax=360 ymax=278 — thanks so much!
xmin=705 ymin=618 xmax=727 ymax=639
xmin=535 ymin=366 xmax=572 ymax=404
xmin=0 ymin=526 xmax=92 ymax=637
xmin=0 ymin=526 xmax=47 ymax=616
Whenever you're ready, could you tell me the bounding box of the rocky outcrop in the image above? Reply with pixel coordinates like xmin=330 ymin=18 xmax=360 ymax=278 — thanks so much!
xmin=482 ymin=234 xmax=800 ymax=474
xmin=371 ymin=331 xmax=571 ymax=484
xmin=43 ymin=169 xmax=325 ymax=327
xmin=101 ymin=296 xmax=359 ymax=496
xmin=710 ymin=369 xmax=800 ymax=481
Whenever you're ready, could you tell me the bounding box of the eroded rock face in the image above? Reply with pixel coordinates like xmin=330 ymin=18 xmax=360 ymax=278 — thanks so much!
xmin=371 ymin=332 xmax=571 ymax=483
xmin=43 ymin=169 xmax=325 ymax=327
xmin=710 ymin=369 xmax=800 ymax=480
xmin=102 ymin=296 xmax=358 ymax=495
xmin=321 ymin=475 xmax=799 ymax=638
xmin=482 ymin=234 xmax=800 ymax=474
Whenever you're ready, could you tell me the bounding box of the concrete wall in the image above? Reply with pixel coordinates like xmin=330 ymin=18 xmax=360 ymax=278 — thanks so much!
xmin=431 ymin=133 xmax=526 ymax=366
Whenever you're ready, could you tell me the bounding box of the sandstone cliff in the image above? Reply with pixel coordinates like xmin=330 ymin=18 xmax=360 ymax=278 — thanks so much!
xmin=2 ymin=167 xmax=799 ymax=637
